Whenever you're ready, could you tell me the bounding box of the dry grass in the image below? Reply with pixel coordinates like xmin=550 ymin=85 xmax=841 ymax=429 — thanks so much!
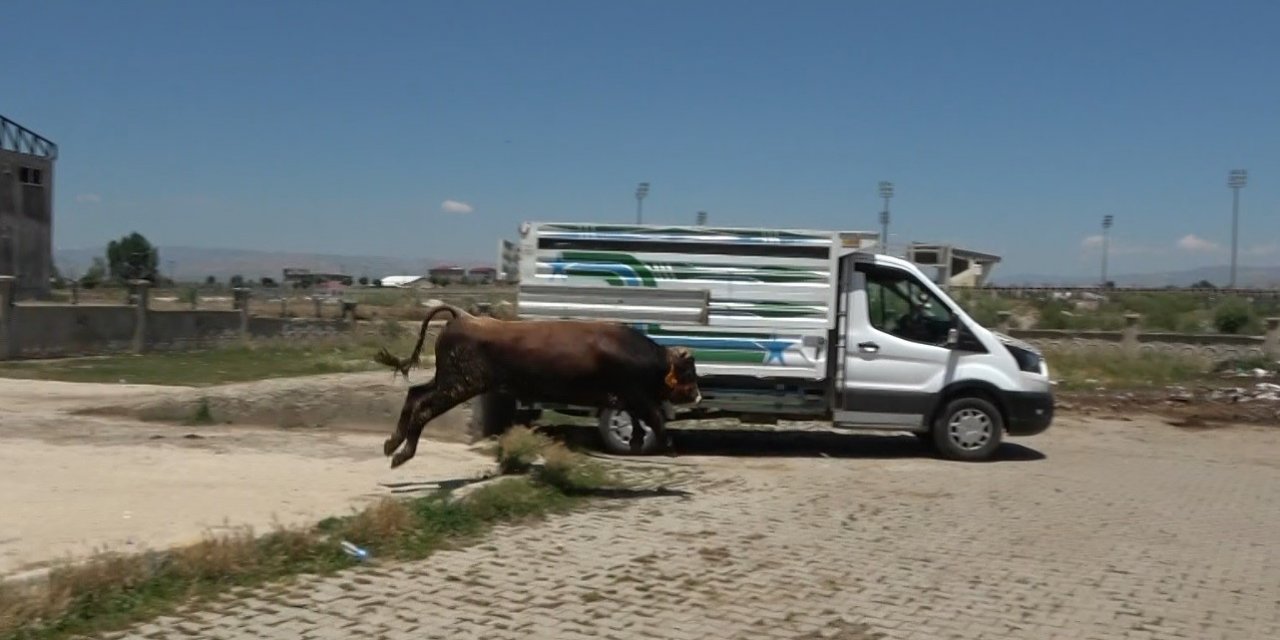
xmin=335 ymin=499 xmax=417 ymax=549
xmin=494 ymin=426 xmax=622 ymax=493
xmin=495 ymin=426 xmax=554 ymax=474
xmin=1043 ymin=348 xmax=1213 ymax=390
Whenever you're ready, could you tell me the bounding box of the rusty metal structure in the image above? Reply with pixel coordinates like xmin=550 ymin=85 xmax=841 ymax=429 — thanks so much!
xmin=0 ymin=114 xmax=57 ymax=298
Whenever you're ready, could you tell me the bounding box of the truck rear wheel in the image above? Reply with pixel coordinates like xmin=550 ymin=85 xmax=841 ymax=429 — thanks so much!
xmin=596 ymin=408 xmax=658 ymax=455
xmin=931 ymin=396 xmax=1003 ymax=461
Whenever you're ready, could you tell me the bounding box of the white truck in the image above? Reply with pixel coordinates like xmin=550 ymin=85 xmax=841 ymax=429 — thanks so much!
xmin=490 ymin=221 xmax=1053 ymax=461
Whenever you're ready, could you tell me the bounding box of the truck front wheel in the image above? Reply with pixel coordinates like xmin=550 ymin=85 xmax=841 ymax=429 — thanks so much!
xmin=596 ymin=409 xmax=658 ymax=455
xmin=932 ymin=396 xmax=1003 ymax=461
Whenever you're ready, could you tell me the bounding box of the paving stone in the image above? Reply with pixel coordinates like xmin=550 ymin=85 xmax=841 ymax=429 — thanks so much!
xmin=92 ymin=418 xmax=1280 ymax=639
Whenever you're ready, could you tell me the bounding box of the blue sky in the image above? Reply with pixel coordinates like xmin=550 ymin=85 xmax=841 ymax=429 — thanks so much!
xmin=4 ymin=0 xmax=1277 ymax=277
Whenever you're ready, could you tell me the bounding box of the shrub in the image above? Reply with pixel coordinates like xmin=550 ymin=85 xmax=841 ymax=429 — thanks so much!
xmin=495 ymin=426 xmax=553 ymax=474
xmin=1214 ymin=298 xmax=1254 ymax=334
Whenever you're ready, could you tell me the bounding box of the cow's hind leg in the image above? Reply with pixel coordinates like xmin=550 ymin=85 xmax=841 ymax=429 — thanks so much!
xmin=390 ymin=382 xmax=480 ymax=469
xmin=384 ymin=380 xmax=435 ymax=457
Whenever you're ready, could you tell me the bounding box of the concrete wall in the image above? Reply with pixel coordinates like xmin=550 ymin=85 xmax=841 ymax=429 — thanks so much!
xmin=998 ymin=312 xmax=1280 ymax=361
xmin=148 ymin=310 xmax=242 ymax=351
xmin=0 ymin=279 xmax=350 ymax=360
xmin=0 ymin=149 xmax=53 ymax=298
xmin=11 ymin=305 xmax=135 ymax=358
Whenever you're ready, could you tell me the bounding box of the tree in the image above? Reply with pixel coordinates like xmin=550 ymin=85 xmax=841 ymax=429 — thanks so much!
xmin=1191 ymin=279 xmax=1216 ymax=290
xmin=230 ymin=274 xmax=245 ymax=288
xmin=373 ymin=278 xmax=383 ymax=287
xmin=358 ymin=276 xmax=370 ymax=286
xmin=80 ymin=257 xmax=108 ymax=289
xmin=260 ymin=276 xmax=277 ymax=287
xmin=205 ymin=275 xmax=217 ymax=286
xmin=105 ymin=232 xmax=158 ymax=283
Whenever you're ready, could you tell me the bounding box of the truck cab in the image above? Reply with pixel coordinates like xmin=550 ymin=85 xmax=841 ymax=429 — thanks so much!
xmin=825 ymin=250 xmax=1053 ymax=459
xmin=506 ymin=221 xmax=1053 ymax=461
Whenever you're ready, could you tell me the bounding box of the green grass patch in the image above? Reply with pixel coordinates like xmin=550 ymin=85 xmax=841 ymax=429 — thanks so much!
xmin=0 ymin=334 xmax=421 ymax=387
xmin=0 ymin=428 xmax=625 ymax=640
xmin=493 ymin=426 xmax=625 ymax=493
xmin=1044 ymin=347 xmax=1212 ymax=390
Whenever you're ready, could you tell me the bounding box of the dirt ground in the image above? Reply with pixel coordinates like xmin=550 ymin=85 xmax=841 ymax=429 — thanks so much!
xmin=3 ymin=370 xmax=1276 ymax=584
xmin=0 ymin=376 xmax=494 ymax=579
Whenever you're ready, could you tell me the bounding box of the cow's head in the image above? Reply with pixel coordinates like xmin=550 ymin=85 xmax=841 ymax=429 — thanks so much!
xmin=663 ymin=347 xmax=701 ymax=405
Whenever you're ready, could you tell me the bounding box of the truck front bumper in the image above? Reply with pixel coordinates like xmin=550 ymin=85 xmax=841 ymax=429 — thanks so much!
xmin=1004 ymin=391 xmax=1054 ymax=436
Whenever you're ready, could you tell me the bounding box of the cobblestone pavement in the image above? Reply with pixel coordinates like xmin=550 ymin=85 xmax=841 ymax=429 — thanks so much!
xmin=104 ymin=415 xmax=1279 ymax=639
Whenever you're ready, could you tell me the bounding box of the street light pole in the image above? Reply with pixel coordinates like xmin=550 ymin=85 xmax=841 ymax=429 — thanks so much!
xmin=1228 ymin=169 xmax=1247 ymax=289
xmin=635 ymin=182 xmax=650 ymax=224
xmin=878 ymin=181 xmax=894 ymax=255
xmin=1101 ymin=215 xmax=1114 ymax=287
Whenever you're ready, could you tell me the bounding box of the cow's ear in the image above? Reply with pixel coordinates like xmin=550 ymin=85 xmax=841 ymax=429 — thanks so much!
xmin=669 ymin=346 xmax=692 ymax=362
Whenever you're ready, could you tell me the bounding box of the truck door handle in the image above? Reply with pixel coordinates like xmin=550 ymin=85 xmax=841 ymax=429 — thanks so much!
xmin=857 ymin=341 xmax=879 ymax=353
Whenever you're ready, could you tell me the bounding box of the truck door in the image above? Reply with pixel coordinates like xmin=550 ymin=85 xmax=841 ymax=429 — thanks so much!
xmin=835 ymin=257 xmax=959 ymax=427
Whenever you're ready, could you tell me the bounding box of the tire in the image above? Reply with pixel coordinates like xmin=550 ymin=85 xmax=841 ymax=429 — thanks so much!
xmin=596 ymin=408 xmax=659 ymax=455
xmin=931 ymin=396 xmax=1003 ymax=461
xmin=913 ymin=431 xmax=935 ymax=451
xmin=467 ymin=392 xmax=517 ymax=442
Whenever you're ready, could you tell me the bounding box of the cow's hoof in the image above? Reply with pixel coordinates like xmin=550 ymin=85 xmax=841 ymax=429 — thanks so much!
xmin=383 ymin=438 xmax=400 ymax=457
xmin=390 ymin=452 xmax=412 ymax=468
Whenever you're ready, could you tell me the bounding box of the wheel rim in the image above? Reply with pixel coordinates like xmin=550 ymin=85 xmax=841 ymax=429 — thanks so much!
xmin=947 ymin=408 xmax=992 ymax=450
xmin=606 ymin=411 xmax=648 ymax=446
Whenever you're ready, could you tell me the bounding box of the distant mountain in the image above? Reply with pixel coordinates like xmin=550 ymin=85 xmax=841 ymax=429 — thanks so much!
xmin=993 ymin=265 xmax=1280 ymax=288
xmin=53 ymin=246 xmax=488 ymax=282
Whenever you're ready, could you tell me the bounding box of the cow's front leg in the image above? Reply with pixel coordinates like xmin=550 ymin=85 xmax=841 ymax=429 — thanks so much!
xmin=384 ymin=380 xmax=435 ymax=457
xmin=625 ymin=409 xmax=650 ymax=455
xmin=638 ymin=403 xmax=675 ymax=456
xmin=390 ymin=381 xmax=480 ymax=469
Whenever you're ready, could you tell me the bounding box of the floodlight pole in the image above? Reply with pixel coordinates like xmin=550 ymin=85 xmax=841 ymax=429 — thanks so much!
xmin=878 ymin=181 xmax=894 ymax=255
xmin=1228 ymin=169 xmax=1247 ymax=289
xmin=1101 ymin=215 xmax=1114 ymax=287
xmin=635 ymin=182 xmax=650 ymax=224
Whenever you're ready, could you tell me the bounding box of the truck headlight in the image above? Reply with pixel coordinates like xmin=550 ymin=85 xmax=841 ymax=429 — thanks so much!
xmin=1005 ymin=344 xmax=1043 ymax=374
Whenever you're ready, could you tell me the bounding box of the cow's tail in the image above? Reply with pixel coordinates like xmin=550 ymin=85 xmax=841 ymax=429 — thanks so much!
xmin=374 ymin=304 xmax=468 ymax=378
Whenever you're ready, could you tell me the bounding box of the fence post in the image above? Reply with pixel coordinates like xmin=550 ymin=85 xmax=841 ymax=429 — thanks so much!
xmin=1265 ymin=317 xmax=1280 ymax=359
xmin=234 ymin=288 xmax=251 ymax=342
xmin=313 ymin=296 xmax=323 ymax=318
xmin=996 ymin=310 xmax=1014 ymax=333
xmin=130 ymin=280 xmax=151 ymax=354
xmin=0 ymin=276 xmax=15 ymax=360
xmin=1122 ymin=312 xmax=1142 ymax=356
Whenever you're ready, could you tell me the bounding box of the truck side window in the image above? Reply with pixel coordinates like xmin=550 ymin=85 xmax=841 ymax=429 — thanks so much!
xmin=859 ymin=264 xmax=955 ymax=346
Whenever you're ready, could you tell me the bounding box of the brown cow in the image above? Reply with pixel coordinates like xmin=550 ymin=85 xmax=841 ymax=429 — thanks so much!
xmin=374 ymin=304 xmax=701 ymax=468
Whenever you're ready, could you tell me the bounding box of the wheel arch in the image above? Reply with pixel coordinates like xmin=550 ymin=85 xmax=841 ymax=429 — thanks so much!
xmin=928 ymin=380 xmax=1010 ymax=431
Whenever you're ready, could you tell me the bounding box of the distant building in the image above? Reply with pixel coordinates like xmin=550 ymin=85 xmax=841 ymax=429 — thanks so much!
xmin=906 ymin=243 xmax=1002 ymax=288
xmin=0 ymin=115 xmax=57 ymax=298
xmin=281 ymin=267 xmax=352 ymax=288
xmin=428 ymin=265 xmax=466 ymax=285
xmin=379 ymin=275 xmax=429 ymax=288
xmin=466 ymin=266 xmax=497 ymax=285
xmin=498 ymin=238 xmax=521 ymax=283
